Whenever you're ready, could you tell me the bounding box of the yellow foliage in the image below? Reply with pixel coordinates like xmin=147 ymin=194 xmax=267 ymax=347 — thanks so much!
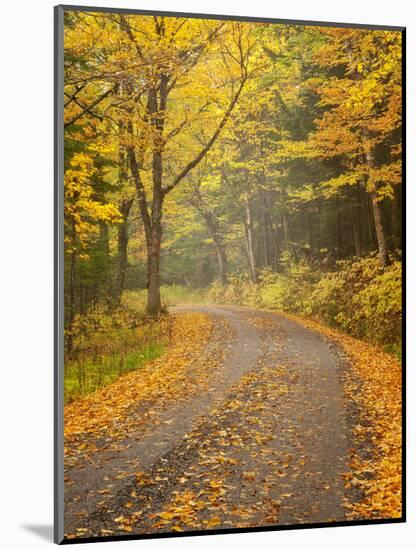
xmin=64 ymin=152 xmax=121 ymax=254
xmin=287 ymin=314 xmax=402 ymax=519
xmin=64 ymin=312 xmax=213 ymax=454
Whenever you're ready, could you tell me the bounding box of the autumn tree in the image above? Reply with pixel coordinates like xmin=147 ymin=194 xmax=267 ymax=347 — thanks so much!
xmin=309 ymin=28 xmax=402 ymax=267
xmin=113 ymin=16 xmax=258 ymax=312
xmin=63 ymin=150 xmax=121 ymax=351
xmin=62 ymin=13 xmax=402 ymax=332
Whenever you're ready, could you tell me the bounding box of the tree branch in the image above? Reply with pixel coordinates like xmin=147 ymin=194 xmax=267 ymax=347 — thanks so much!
xmin=64 ymin=87 xmax=114 ymax=128
xmin=64 ymin=85 xmax=86 ymax=108
xmin=127 ymin=145 xmax=152 ymax=248
xmin=64 ymin=92 xmax=104 ymax=123
xmin=163 ymin=76 xmax=247 ymax=195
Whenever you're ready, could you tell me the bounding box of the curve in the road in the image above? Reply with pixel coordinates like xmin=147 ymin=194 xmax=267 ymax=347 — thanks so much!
xmin=64 ymin=304 xmax=351 ymax=534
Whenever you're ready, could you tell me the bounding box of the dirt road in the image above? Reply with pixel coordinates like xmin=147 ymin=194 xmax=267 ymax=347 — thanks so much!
xmin=64 ymin=305 xmax=355 ymax=538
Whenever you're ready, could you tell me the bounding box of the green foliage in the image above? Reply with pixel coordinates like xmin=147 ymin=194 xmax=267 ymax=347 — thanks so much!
xmin=67 ymin=304 xmax=142 ymax=354
xmin=210 ymin=274 xmax=261 ymax=307
xmin=332 ymin=256 xmax=402 ymax=346
xmin=63 ymin=14 xmax=402 ymax=363
xmin=121 ymin=290 xmax=148 ymax=314
xmin=306 ymin=255 xmax=402 ymax=348
xmin=160 ymin=285 xmax=209 ymax=306
xmin=64 ymin=297 xmax=172 ymax=403
xmin=122 ymin=286 xmax=209 ymax=308
xmin=64 ymin=343 xmax=165 ymax=404
xmin=261 ymin=262 xmax=320 ymax=314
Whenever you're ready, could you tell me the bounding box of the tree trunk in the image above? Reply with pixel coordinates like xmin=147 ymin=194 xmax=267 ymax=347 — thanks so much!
xmin=335 ymin=197 xmax=342 ymax=260
xmin=262 ymin=211 xmax=270 ymax=268
xmin=353 ymin=221 xmax=362 ymax=258
xmin=366 ymin=147 xmax=389 ymax=267
xmin=127 ymin=141 xmax=160 ymax=314
xmin=365 ymin=190 xmax=376 ymax=250
xmin=371 ymin=191 xmax=389 ymax=267
xmin=115 ymin=197 xmax=134 ymax=302
xmin=352 ymin=191 xmax=362 ymax=258
xmin=148 ymin=131 xmax=164 ymax=314
xmin=353 ymin=185 xmax=363 ymax=257
xmin=98 ymin=221 xmax=113 ymax=306
xmin=307 ymin=212 xmax=313 ymax=255
xmin=190 ymin=187 xmax=228 ymax=285
xmin=204 ymin=218 xmax=227 ymax=284
xmin=282 ymin=211 xmax=298 ymax=262
xmin=263 ymin=205 xmax=279 ymax=271
xmin=147 ymin=224 xmax=162 ymax=314
xmin=391 ymin=185 xmax=401 ymax=252
xmin=272 ymin=223 xmax=280 ymax=272
xmin=67 ymin=219 xmax=77 ymax=355
xmin=244 ymin=197 xmax=258 ymax=283
xmin=208 ymin=221 xmax=228 ymax=285
xmin=215 ymin=245 xmax=228 ymax=286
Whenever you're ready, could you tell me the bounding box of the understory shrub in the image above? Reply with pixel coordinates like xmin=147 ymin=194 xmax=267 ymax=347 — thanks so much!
xmin=64 ymin=296 xmax=172 ymax=402
xmin=207 ymin=254 xmax=402 ymax=351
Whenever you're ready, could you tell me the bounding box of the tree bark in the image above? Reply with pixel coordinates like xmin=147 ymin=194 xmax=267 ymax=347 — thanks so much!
xmin=215 ymin=245 xmax=228 ymax=286
xmin=371 ymin=191 xmax=389 ymax=267
xmin=335 ymin=197 xmax=342 ymax=260
xmin=67 ymin=219 xmax=77 ymax=355
xmin=147 ymin=149 xmax=164 ymax=314
xmin=353 ymin=185 xmax=363 ymax=258
xmin=365 ymin=190 xmax=376 ymax=251
xmin=146 ymin=78 xmax=167 ymax=314
xmin=353 ymin=220 xmax=362 ymax=258
xmin=202 ymin=212 xmax=228 ymax=285
xmin=282 ymin=211 xmax=298 ymax=262
xmin=244 ymin=197 xmax=258 ymax=283
xmin=115 ymin=197 xmax=134 ymax=302
xmin=391 ymin=185 xmax=401 ymax=252
xmin=366 ymin=147 xmax=389 ymax=267
xmin=190 ymin=189 xmax=228 ymax=285
xmin=271 ymin=221 xmax=280 ymax=272
xmin=147 ymin=223 xmax=163 ymax=314
xmin=123 ymin=23 xmax=249 ymax=313
xmin=261 ymin=194 xmax=280 ymax=271
xmin=262 ymin=211 xmax=270 ymax=268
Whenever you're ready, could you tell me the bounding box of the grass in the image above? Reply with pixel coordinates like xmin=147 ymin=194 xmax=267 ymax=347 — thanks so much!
xmin=64 ymin=293 xmax=176 ymax=404
xmin=64 ymin=341 xmax=166 ymax=404
xmin=123 ymin=286 xmax=209 ymax=309
xmin=384 ymin=342 xmax=402 ymax=361
xmin=160 ymin=284 xmax=209 ymax=306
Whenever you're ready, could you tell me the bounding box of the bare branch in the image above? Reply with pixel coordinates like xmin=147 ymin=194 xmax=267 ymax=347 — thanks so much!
xmin=64 ymin=87 xmax=114 ymax=128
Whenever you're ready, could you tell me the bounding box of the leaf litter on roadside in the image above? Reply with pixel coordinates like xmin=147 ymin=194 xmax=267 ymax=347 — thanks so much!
xmin=283 ymin=312 xmax=402 ymax=519
xmin=64 ymin=313 xmax=214 ymax=458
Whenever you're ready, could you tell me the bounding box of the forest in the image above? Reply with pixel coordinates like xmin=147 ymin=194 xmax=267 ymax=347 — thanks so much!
xmin=61 ymin=11 xmax=403 ymax=539
xmin=63 ymin=12 xmax=402 ymax=398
